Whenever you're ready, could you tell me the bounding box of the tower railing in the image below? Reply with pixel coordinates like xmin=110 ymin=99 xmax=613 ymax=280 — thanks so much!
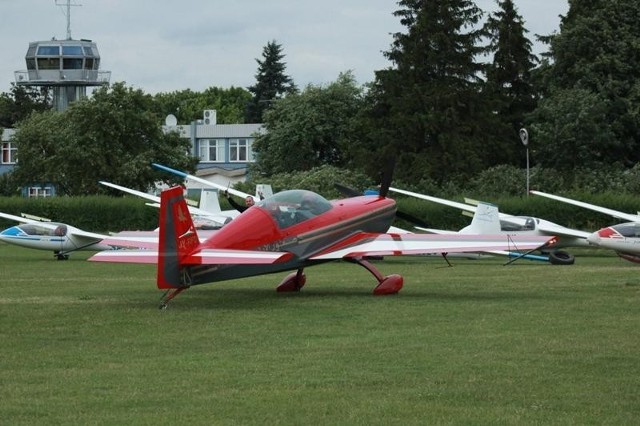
xmin=14 ymin=70 xmax=111 ymax=86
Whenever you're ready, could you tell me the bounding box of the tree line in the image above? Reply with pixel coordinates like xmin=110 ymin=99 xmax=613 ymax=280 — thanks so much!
xmin=1 ymin=0 xmax=639 ymax=197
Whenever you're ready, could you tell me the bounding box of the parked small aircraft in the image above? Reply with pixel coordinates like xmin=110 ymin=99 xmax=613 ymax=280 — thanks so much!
xmin=411 ymin=200 xmax=551 ymax=263
xmin=0 ymin=212 xmax=115 ymax=260
xmin=531 ymin=190 xmax=640 ymax=263
xmin=388 ymin=187 xmax=591 ymax=264
xmin=90 ymin=182 xmax=555 ymax=308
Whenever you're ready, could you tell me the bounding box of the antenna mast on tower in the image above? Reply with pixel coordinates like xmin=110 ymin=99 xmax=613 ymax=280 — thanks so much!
xmin=55 ymin=0 xmax=81 ymax=40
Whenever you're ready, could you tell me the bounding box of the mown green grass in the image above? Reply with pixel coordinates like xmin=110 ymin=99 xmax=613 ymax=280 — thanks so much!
xmin=1 ymin=243 xmax=639 ymax=425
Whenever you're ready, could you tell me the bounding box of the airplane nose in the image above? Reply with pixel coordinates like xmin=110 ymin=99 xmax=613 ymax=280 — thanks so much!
xmin=587 ymin=231 xmax=600 ymax=245
xmin=588 ymin=227 xmax=618 ymax=245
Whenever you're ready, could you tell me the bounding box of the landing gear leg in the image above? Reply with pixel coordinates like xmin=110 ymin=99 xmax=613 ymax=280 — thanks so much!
xmin=347 ymin=257 xmax=403 ymax=295
xmin=54 ymin=252 xmax=69 ymax=260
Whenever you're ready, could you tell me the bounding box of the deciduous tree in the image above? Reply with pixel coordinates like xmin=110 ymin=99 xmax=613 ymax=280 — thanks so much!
xmin=0 ymin=84 xmax=51 ymax=128
xmin=12 ymin=82 xmax=198 ymax=195
xmin=251 ymin=72 xmax=362 ymax=176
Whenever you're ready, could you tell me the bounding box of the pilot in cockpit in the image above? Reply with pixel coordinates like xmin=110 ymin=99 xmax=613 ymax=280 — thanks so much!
xmin=524 ymin=217 xmax=535 ymax=231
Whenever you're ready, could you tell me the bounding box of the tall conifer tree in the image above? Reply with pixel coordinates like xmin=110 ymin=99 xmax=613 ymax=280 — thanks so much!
xmin=531 ymin=0 xmax=640 ymax=170
xmin=366 ymin=0 xmax=492 ymax=183
xmin=483 ymin=0 xmax=537 ymax=165
xmin=245 ymin=40 xmax=296 ymax=123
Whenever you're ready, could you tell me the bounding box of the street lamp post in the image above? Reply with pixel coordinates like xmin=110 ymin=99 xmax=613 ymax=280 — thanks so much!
xmin=519 ymin=128 xmax=529 ymax=196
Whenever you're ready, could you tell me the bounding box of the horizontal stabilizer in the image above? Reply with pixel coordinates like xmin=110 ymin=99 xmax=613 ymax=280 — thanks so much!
xmin=90 ymin=250 xmax=159 ymax=264
xmin=89 ymin=245 xmax=293 ymax=265
xmin=184 ymin=249 xmax=293 ymax=265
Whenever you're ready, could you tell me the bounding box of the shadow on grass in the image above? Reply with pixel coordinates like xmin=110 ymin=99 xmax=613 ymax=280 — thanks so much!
xmin=141 ymin=284 xmax=560 ymax=312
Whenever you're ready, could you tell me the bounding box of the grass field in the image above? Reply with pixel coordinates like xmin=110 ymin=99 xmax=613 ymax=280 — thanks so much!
xmin=1 ymin=242 xmax=639 ymax=425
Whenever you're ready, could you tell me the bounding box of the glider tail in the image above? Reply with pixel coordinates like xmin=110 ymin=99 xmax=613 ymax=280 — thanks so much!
xmin=157 ymin=185 xmax=200 ymax=289
xmin=464 ymin=202 xmax=502 ymax=234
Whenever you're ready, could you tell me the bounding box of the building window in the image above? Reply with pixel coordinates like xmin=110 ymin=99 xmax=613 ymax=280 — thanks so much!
xmin=199 ymin=139 xmax=224 ymax=162
xmin=63 ymin=58 xmax=83 ymax=69
xmin=28 ymin=187 xmax=52 ymax=198
xmin=37 ymin=46 xmax=60 ymax=55
xmin=229 ymin=139 xmax=253 ymax=162
xmin=1 ymin=142 xmax=17 ymax=164
xmin=62 ymin=45 xmax=83 ymax=55
xmin=37 ymin=57 xmax=60 ymax=70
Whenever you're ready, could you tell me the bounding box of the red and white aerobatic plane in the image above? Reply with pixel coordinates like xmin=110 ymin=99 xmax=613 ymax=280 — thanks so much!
xmin=90 ymin=182 xmax=554 ymax=308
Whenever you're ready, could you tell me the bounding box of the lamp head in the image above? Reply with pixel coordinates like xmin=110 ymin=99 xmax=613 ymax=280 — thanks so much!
xmin=519 ymin=128 xmax=529 ymax=146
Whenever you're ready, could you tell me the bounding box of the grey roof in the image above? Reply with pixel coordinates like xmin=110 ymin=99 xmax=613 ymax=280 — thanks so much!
xmin=164 ymin=123 xmax=264 ymax=139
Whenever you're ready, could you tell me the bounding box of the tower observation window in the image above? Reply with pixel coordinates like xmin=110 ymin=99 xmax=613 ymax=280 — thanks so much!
xmin=62 ymin=46 xmax=83 ymax=55
xmin=37 ymin=58 xmax=60 ymax=70
xmin=37 ymin=46 xmax=60 ymax=55
xmin=63 ymin=58 xmax=83 ymax=69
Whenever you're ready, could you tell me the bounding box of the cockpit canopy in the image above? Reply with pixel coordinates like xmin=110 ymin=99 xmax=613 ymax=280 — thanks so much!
xmin=257 ymin=190 xmax=333 ymax=229
xmin=610 ymin=222 xmax=640 ymax=238
xmin=499 ymin=217 xmax=537 ymax=232
xmin=1 ymin=223 xmax=68 ymax=237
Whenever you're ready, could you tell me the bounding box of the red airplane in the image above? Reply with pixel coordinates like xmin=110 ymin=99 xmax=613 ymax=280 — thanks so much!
xmin=90 ymin=185 xmax=555 ymax=308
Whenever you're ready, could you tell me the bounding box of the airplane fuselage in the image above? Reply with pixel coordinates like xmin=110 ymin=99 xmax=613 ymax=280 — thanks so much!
xmin=588 ymin=222 xmax=640 ymax=263
xmin=0 ymin=224 xmax=111 ymax=254
xmin=184 ymin=194 xmax=397 ymax=285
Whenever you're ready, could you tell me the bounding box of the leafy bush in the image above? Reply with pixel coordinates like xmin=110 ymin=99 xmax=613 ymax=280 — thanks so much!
xmin=0 ymin=196 xmax=158 ymax=232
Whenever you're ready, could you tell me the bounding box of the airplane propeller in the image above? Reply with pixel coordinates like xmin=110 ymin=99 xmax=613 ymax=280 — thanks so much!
xmin=378 ymin=157 xmax=395 ymax=199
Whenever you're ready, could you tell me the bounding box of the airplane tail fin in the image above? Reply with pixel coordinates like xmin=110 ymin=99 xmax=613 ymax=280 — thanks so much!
xmin=157 ymin=186 xmax=201 ymax=289
xmin=199 ymin=188 xmax=222 ymax=213
xmin=460 ymin=202 xmax=501 ymax=234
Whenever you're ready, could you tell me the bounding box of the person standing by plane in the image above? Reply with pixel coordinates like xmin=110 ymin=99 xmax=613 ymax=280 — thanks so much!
xmin=224 ymin=191 xmax=263 ymax=213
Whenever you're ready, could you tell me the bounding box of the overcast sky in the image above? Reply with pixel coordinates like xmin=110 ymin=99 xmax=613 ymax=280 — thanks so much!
xmin=0 ymin=0 xmax=568 ymax=95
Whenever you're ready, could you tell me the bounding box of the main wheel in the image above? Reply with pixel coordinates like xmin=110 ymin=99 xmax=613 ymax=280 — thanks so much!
xmin=549 ymin=250 xmax=575 ymax=265
xmin=373 ymin=274 xmax=403 ymax=295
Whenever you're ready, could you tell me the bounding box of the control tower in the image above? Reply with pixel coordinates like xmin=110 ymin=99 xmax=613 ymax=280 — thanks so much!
xmin=13 ymin=1 xmax=111 ymax=111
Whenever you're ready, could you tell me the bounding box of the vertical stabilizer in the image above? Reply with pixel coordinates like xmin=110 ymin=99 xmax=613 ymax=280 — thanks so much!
xmin=199 ymin=188 xmax=222 ymax=213
xmin=157 ymin=186 xmax=200 ymax=289
xmin=460 ymin=202 xmax=501 ymax=234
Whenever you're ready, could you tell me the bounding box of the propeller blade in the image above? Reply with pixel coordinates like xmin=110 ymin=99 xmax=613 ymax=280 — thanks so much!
xmin=379 ymin=157 xmax=396 ymax=198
